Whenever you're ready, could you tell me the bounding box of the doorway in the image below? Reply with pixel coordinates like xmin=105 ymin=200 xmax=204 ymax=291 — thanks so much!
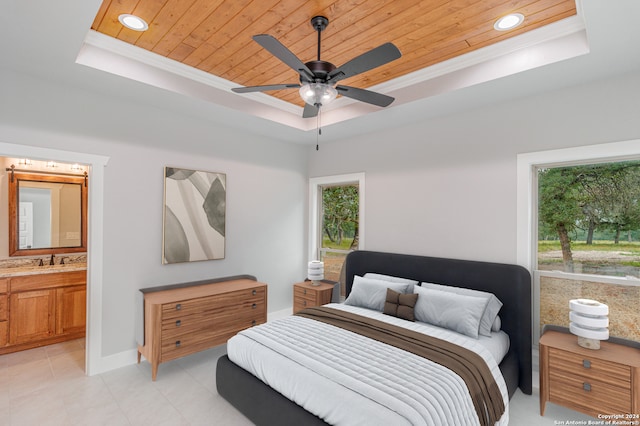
xmin=0 ymin=141 xmax=108 ymax=375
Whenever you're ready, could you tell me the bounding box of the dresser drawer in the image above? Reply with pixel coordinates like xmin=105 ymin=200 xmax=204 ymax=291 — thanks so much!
xmin=549 ymin=369 xmax=631 ymax=415
xmin=549 ymin=347 xmax=631 ymax=387
xmin=0 ymin=295 xmax=7 ymax=321
xmin=161 ymin=303 xmax=265 ymax=339
xmin=160 ymin=316 xmax=261 ymax=362
xmin=0 ymin=279 xmax=8 ymax=294
xmin=161 ymin=287 xmax=265 ymax=319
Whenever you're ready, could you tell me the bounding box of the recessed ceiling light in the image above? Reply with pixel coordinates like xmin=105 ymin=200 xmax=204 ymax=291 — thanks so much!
xmin=118 ymin=14 xmax=149 ymax=31
xmin=494 ymin=13 xmax=524 ymax=31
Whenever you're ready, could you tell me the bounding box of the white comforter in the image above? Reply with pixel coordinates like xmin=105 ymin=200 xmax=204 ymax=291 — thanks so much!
xmin=227 ymin=303 xmax=509 ymax=426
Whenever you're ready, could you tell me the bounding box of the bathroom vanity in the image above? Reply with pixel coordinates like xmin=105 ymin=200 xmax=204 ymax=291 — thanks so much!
xmin=0 ymin=267 xmax=86 ymax=354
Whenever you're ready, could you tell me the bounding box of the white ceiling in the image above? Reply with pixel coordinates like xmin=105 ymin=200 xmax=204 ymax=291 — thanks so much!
xmin=2 ymin=0 xmax=640 ymax=145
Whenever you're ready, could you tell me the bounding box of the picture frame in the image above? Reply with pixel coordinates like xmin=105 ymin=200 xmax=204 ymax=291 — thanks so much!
xmin=162 ymin=167 xmax=226 ymax=264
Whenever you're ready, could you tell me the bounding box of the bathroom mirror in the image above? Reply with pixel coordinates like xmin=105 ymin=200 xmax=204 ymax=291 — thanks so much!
xmin=8 ymin=171 xmax=87 ymax=256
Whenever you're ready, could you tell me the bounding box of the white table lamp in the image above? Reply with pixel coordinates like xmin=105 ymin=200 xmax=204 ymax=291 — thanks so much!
xmin=569 ymin=299 xmax=609 ymax=350
xmin=307 ymin=261 xmax=324 ymax=286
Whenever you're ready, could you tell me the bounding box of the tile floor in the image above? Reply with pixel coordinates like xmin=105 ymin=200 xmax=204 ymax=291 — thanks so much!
xmin=0 ymin=339 xmax=596 ymax=425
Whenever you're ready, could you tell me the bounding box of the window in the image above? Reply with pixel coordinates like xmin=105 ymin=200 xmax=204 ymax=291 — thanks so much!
xmin=517 ymin=140 xmax=640 ymax=344
xmin=309 ymin=173 xmax=364 ymax=283
xmin=537 ymin=160 xmax=640 ymax=277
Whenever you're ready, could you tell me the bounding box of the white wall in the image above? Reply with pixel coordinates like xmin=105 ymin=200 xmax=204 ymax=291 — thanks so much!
xmin=0 ymin=70 xmax=309 ymax=358
xmin=309 ymin=70 xmax=640 ymax=264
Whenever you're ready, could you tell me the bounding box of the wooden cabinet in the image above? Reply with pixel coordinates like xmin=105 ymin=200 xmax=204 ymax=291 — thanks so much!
xmin=0 ymin=278 xmax=8 ymax=347
xmin=0 ymin=270 xmax=86 ymax=354
xmin=539 ymin=329 xmax=640 ymax=418
xmin=138 ymin=277 xmax=267 ymax=380
xmin=56 ymin=285 xmax=87 ymax=335
xmin=293 ymin=281 xmax=334 ymax=314
xmin=9 ymin=289 xmax=56 ymax=344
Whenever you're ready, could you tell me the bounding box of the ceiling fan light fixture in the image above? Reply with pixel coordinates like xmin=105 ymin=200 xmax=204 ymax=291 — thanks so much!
xmin=494 ymin=13 xmax=524 ymax=31
xmin=299 ymin=83 xmax=337 ymax=106
xmin=118 ymin=14 xmax=149 ymax=31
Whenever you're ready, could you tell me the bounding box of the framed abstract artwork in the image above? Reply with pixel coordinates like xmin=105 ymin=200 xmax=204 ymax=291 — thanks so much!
xmin=162 ymin=167 xmax=226 ymax=264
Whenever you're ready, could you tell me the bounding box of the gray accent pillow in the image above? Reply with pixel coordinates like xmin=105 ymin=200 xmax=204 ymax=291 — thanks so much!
xmin=421 ymin=282 xmax=503 ymax=337
xmin=413 ymin=286 xmax=489 ymax=338
xmin=344 ymin=276 xmax=411 ymax=311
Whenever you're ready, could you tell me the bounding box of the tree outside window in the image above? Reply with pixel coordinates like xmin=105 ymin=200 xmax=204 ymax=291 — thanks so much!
xmin=320 ymin=184 xmax=359 ymax=282
xmin=538 ymin=160 xmax=640 ymax=277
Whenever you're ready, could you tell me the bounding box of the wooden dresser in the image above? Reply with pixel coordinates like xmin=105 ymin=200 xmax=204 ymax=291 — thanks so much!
xmin=293 ymin=281 xmax=334 ymax=314
xmin=137 ymin=276 xmax=267 ymax=380
xmin=539 ymin=329 xmax=640 ymax=418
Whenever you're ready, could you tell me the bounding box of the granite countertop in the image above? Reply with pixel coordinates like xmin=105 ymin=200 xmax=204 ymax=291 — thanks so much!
xmin=0 ymin=264 xmax=87 ymax=278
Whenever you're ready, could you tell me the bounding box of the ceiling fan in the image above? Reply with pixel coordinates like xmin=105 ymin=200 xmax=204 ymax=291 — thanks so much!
xmin=231 ymin=16 xmax=402 ymax=118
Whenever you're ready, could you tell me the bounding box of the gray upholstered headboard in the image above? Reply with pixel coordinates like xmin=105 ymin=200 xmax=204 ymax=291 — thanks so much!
xmin=344 ymin=250 xmax=532 ymax=396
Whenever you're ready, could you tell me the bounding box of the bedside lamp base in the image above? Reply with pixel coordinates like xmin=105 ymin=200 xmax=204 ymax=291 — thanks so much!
xmin=577 ymin=336 xmax=600 ymax=350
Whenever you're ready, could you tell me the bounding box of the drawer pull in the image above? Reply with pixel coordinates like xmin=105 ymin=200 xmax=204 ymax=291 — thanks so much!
xmin=175 ymin=340 xmax=181 ymax=348
xmin=303 ymin=301 xmax=307 ymax=307
xmin=252 ymin=320 xmax=256 ymax=326
xmin=252 ymin=303 xmax=257 ymax=309
xmin=252 ymin=290 xmax=257 ymax=296
xmin=582 ymin=359 xmax=591 ymax=369
xmin=583 ymin=382 xmax=591 ymax=392
xmin=175 ymin=320 xmax=181 ymax=327
xmin=175 ymin=303 xmax=181 ymax=311
xmin=303 ymin=289 xmax=307 ymax=295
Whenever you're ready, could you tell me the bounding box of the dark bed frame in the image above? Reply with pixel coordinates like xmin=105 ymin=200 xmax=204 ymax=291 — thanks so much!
xmin=217 ymin=250 xmax=532 ymax=425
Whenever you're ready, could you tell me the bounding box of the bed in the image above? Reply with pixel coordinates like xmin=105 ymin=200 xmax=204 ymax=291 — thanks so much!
xmin=217 ymin=250 xmax=532 ymax=425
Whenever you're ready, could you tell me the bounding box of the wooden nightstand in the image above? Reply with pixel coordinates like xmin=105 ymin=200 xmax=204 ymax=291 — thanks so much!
xmin=539 ymin=329 xmax=640 ymax=418
xmin=293 ymin=281 xmax=334 ymax=314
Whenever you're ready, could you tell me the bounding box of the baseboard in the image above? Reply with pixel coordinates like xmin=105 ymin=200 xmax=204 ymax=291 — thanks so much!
xmin=89 ymin=348 xmax=139 ymax=376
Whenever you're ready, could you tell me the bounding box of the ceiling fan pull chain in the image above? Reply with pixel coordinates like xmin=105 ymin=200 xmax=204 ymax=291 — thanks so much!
xmin=316 ymin=107 xmax=321 ymax=150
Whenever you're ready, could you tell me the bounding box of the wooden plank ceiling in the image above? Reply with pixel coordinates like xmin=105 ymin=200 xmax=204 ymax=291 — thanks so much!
xmin=92 ymin=0 xmax=576 ymax=107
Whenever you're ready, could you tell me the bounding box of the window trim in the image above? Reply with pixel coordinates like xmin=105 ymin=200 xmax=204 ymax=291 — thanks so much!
xmin=308 ymin=173 xmax=365 ymax=263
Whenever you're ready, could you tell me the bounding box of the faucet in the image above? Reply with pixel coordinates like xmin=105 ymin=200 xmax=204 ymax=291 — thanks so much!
xmin=49 ymin=254 xmax=55 ymax=265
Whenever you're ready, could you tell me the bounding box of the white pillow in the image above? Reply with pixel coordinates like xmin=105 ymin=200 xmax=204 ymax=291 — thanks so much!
xmin=492 ymin=316 xmax=501 ymax=332
xmin=344 ymin=276 xmax=411 ymax=311
xmin=413 ymin=286 xmax=489 ymax=338
xmin=420 ymin=282 xmax=503 ymax=337
xmin=364 ymin=273 xmax=418 ymax=292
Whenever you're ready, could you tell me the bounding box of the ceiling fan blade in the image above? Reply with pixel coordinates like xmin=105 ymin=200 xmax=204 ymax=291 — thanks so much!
xmin=232 ymin=83 xmax=300 ymax=94
xmin=329 ymin=43 xmax=401 ymax=83
xmin=253 ymin=34 xmax=315 ymax=82
xmin=302 ymin=103 xmax=319 ymax=118
xmin=336 ymin=85 xmax=395 ymax=107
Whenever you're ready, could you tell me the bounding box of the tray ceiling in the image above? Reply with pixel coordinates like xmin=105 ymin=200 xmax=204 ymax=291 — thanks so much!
xmin=83 ymin=0 xmax=583 ymax=129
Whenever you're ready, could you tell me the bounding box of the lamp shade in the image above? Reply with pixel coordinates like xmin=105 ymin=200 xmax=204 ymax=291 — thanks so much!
xmin=299 ymin=83 xmax=337 ymax=106
xmin=307 ymin=260 xmax=324 ymax=286
xmin=569 ymin=299 xmax=609 ymax=349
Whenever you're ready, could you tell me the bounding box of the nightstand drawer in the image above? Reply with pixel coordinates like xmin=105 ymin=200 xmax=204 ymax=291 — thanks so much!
xmin=294 ymin=296 xmax=314 ymax=311
xmin=549 ymin=369 xmax=631 ymax=415
xmin=294 ymin=286 xmax=319 ymax=302
xmin=548 ymin=347 xmax=631 ymax=387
